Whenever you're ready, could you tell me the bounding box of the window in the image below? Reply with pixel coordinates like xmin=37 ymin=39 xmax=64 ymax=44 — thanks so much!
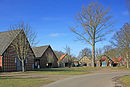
xmin=26 ymin=59 xmax=27 ymax=63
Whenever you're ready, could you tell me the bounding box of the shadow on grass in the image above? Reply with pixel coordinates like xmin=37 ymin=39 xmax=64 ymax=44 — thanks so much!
xmin=35 ymin=68 xmax=75 ymax=72
xmin=0 ymin=76 xmax=27 ymax=79
xmin=33 ymin=67 xmax=96 ymax=72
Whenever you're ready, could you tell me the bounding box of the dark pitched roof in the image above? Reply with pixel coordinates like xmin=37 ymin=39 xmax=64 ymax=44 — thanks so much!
xmin=32 ymin=45 xmax=50 ymax=57
xmin=0 ymin=30 xmax=20 ymax=55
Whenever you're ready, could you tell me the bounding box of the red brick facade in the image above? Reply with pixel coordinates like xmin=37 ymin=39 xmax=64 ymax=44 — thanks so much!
xmin=0 ymin=30 xmax=35 ymax=72
xmin=2 ymin=45 xmax=17 ymax=71
xmin=0 ymin=56 xmax=3 ymax=71
xmin=1 ymin=44 xmax=34 ymax=72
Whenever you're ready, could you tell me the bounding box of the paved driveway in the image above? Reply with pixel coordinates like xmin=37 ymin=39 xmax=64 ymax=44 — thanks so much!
xmin=42 ymin=72 xmax=130 ymax=87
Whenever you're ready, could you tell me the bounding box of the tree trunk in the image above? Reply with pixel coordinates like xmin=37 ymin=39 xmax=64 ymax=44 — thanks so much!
xmin=92 ymin=44 xmax=95 ymax=67
xmin=126 ymin=53 xmax=129 ymax=68
xmin=126 ymin=43 xmax=129 ymax=68
xmin=22 ymin=60 xmax=25 ymax=72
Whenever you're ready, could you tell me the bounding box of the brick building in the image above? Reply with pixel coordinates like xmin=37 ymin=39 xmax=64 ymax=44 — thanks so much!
xmin=33 ymin=45 xmax=58 ymax=68
xmin=0 ymin=30 xmax=35 ymax=72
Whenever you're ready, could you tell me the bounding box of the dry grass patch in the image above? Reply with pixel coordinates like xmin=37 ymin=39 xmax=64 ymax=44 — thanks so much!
xmin=120 ymin=75 xmax=130 ymax=87
xmin=0 ymin=76 xmax=53 ymax=87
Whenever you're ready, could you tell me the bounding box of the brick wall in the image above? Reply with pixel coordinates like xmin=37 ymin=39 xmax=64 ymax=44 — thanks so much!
xmin=0 ymin=56 xmax=3 ymax=71
xmin=26 ymin=47 xmax=35 ymax=71
xmin=2 ymin=45 xmax=17 ymax=72
xmin=2 ymin=44 xmax=34 ymax=72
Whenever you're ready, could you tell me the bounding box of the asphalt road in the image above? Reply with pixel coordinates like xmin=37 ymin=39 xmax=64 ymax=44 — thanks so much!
xmin=42 ymin=72 xmax=130 ymax=87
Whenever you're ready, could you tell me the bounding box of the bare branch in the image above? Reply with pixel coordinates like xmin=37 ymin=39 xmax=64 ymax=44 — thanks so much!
xmin=70 ymin=2 xmax=114 ymax=67
xmin=8 ymin=23 xmax=37 ymax=72
xmin=70 ymin=27 xmax=93 ymax=46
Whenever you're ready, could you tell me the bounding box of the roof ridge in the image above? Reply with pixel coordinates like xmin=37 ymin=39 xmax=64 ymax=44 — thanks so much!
xmin=0 ymin=30 xmax=20 ymax=33
xmin=33 ymin=45 xmax=50 ymax=48
xmin=0 ymin=30 xmax=21 ymax=55
xmin=32 ymin=45 xmax=50 ymax=57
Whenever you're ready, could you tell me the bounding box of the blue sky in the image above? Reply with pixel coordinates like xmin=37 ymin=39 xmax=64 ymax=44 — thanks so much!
xmin=0 ymin=0 xmax=129 ymax=57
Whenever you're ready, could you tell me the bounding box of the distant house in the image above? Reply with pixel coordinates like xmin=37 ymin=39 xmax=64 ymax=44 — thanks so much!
xmin=79 ymin=56 xmax=92 ymax=66
xmin=0 ymin=30 xmax=35 ymax=72
xmin=96 ymin=55 xmax=112 ymax=67
xmin=96 ymin=55 xmax=126 ymax=67
xmin=32 ymin=45 xmax=58 ymax=68
xmin=112 ymin=57 xmax=126 ymax=67
xmin=96 ymin=55 xmax=127 ymax=67
xmin=73 ymin=58 xmax=79 ymax=67
xmin=58 ymin=54 xmax=73 ymax=67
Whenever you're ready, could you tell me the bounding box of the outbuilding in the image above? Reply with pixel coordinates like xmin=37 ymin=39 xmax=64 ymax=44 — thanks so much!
xmin=33 ymin=45 xmax=58 ymax=68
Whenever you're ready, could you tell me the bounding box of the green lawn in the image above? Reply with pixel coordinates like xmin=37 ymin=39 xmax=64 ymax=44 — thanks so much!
xmin=0 ymin=67 xmax=91 ymax=87
xmin=2 ymin=67 xmax=130 ymax=87
xmin=95 ymin=66 xmax=130 ymax=70
xmin=120 ymin=75 xmax=130 ymax=87
xmin=26 ymin=70 xmax=89 ymax=75
xmin=2 ymin=66 xmax=130 ymax=76
xmin=111 ymin=66 xmax=130 ymax=70
xmin=3 ymin=67 xmax=99 ymax=76
xmin=1 ymin=67 xmax=92 ymax=75
xmin=0 ymin=77 xmax=53 ymax=87
xmin=26 ymin=67 xmax=100 ymax=75
xmin=36 ymin=67 xmax=101 ymax=72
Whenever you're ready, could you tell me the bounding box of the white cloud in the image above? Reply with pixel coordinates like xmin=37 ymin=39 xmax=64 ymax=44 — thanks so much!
xmin=49 ymin=33 xmax=65 ymax=37
xmin=122 ymin=11 xmax=129 ymax=16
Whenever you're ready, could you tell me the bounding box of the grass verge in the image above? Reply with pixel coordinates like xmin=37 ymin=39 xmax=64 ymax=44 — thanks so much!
xmin=26 ymin=70 xmax=89 ymax=75
xmin=0 ymin=76 xmax=53 ymax=87
xmin=120 ymin=75 xmax=130 ymax=87
xmin=26 ymin=67 xmax=100 ymax=75
xmin=1 ymin=67 xmax=100 ymax=75
xmin=111 ymin=66 xmax=130 ymax=70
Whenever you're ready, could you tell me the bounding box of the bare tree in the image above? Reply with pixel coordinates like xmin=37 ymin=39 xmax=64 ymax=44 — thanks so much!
xmin=103 ymin=45 xmax=117 ymax=58
xmin=70 ymin=2 xmax=113 ymax=67
xmin=111 ymin=23 xmax=130 ymax=68
xmin=103 ymin=45 xmax=113 ymax=53
xmin=96 ymin=48 xmax=103 ymax=60
xmin=104 ymin=47 xmax=119 ymax=58
xmin=8 ymin=23 xmax=37 ymax=72
xmin=64 ymin=45 xmax=73 ymax=68
xmin=64 ymin=45 xmax=71 ymax=55
xmin=78 ymin=47 xmax=92 ymax=59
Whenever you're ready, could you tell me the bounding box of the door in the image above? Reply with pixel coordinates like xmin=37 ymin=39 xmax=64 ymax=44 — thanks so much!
xmin=102 ymin=61 xmax=106 ymax=67
xmin=65 ymin=63 xmax=69 ymax=67
xmin=48 ymin=63 xmax=52 ymax=68
xmin=16 ymin=57 xmax=22 ymax=71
